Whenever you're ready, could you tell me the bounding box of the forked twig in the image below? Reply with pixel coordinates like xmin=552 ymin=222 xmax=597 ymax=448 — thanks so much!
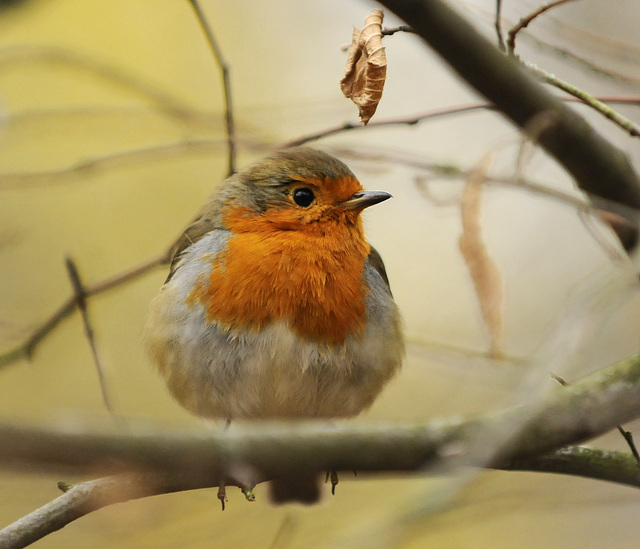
xmin=0 ymin=252 xmax=169 ymax=368
xmin=527 ymin=62 xmax=640 ymax=138
xmin=506 ymin=0 xmax=582 ymax=55
xmin=552 ymin=373 xmax=640 ymax=465
xmin=64 ymin=257 xmax=117 ymax=421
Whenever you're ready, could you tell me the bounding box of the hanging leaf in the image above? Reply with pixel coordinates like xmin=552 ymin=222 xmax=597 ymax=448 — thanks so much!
xmin=458 ymin=156 xmax=505 ymax=359
xmin=340 ymin=10 xmax=387 ymax=125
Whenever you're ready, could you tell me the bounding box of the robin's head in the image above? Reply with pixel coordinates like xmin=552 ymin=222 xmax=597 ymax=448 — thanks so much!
xmin=211 ymin=148 xmax=391 ymax=233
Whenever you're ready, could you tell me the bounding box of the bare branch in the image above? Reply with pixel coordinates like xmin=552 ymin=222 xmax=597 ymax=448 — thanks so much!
xmin=1 ymin=447 xmax=639 ymax=549
xmin=1 ymin=353 xmax=639 ymax=477
xmin=0 ymin=138 xmax=225 ymax=190
xmin=376 ymin=0 xmax=640 ymax=209
xmin=526 ymin=62 xmax=640 ymax=138
xmin=281 ymin=103 xmax=493 ymax=148
xmin=0 ymin=252 xmax=169 ymax=368
xmin=504 ymin=447 xmax=640 ymax=487
xmin=0 ymin=472 xmax=230 ymax=549
xmin=495 ymin=0 xmax=505 ymax=51
xmin=506 ymin=0 xmax=583 ymax=55
xmin=64 ymin=258 xmax=119 ymax=421
xmin=0 ymin=45 xmax=200 ymax=124
xmin=381 ymin=25 xmax=416 ymax=36
xmin=552 ymin=373 xmax=640 ymax=464
xmin=282 ymin=95 xmax=640 ymax=149
xmin=187 ymin=0 xmax=236 ymax=175
xmin=2 ymin=353 xmax=640 ymax=547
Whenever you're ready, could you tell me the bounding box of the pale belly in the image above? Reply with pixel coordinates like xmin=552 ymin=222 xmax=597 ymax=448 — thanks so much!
xmin=144 ymin=231 xmax=404 ymax=420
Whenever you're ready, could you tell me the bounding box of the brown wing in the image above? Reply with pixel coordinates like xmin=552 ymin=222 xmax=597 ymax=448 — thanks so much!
xmin=165 ymin=216 xmax=218 ymax=283
xmin=366 ymin=245 xmax=392 ymax=293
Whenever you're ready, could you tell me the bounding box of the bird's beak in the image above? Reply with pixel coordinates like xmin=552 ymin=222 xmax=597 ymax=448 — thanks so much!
xmin=341 ymin=190 xmax=392 ymax=210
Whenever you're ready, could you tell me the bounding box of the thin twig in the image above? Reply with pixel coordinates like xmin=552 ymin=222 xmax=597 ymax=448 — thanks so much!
xmin=495 ymin=0 xmax=505 ymax=51
xmin=616 ymin=427 xmax=640 ymax=464
xmin=506 ymin=0 xmax=581 ymax=55
xmin=0 ymin=252 xmax=169 ymax=368
xmin=504 ymin=446 xmax=640 ymax=487
xmin=2 ymin=96 xmax=639 ymax=188
xmin=381 ymin=25 xmax=416 ymax=36
xmin=527 ymin=62 xmax=640 ymax=138
xmin=552 ymin=373 xmax=640 ymax=465
xmin=0 ymin=138 xmax=225 ymax=189
xmin=187 ymin=0 xmax=236 ymax=176
xmin=524 ymin=30 xmax=640 ymax=88
xmin=64 ymin=258 xmax=118 ymax=421
xmin=0 ymin=45 xmax=199 ymax=123
xmin=371 ymin=0 xmax=640 ymax=208
xmin=282 ymin=103 xmax=496 ymax=148
xmin=281 ymin=96 xmax=640 ymax=149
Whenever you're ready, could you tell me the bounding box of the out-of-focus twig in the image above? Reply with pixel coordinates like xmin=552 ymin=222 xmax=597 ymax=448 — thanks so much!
xmin=526 ymin=62 xmax=640 ymax=138
xmin=495 ymin=0 xmax=505 ymax=51
xmin=64 ymin=257 xmax=118 ymax=421
xmin=0 ymin=252 xmax=169 ymax=368
xmin=0 ymin=138 xmax=225 ymax=189
xmin=381 ymin=25 xmax=416 ymax=36
xmin=0 ymin=45 xmax=200 ymax=124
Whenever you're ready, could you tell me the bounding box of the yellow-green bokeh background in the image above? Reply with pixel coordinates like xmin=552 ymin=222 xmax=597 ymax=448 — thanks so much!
xmin=2 ymin=0 xmax=640 ymax=547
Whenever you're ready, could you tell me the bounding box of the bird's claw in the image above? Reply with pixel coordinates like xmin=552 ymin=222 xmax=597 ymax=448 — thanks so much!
xmin=217 ymin=483 xmax=228 ymax=511
xmin=326 ymin=470 xmax=339 ymax=495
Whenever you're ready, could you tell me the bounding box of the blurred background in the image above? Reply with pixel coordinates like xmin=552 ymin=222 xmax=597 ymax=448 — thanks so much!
xmin=1 ymin=0 xmax=640 ymax=547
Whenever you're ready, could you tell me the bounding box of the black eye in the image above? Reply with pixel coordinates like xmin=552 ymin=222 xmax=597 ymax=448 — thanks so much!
xmin=292 ymin=187 xmax=315 ymax=207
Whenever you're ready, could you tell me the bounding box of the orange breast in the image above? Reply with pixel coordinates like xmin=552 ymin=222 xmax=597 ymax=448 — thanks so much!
xmin=186 ymin=207 xmax=371 ymax=344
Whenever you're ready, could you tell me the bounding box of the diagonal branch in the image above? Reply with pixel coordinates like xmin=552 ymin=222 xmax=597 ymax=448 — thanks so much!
xmin=64 ymin=257 xmax=115 ymax=417
xmin=0 ymin=252 xmax=169 ymax=368
xmin=506 ymin=0 xmax=582 ymax=55
xmin=376 ymin=0 xmax=640 ymax=209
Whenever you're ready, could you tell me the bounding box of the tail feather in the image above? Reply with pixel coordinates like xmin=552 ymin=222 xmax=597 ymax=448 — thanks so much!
xmin=268 ymin=473 xmax=320 ymax=505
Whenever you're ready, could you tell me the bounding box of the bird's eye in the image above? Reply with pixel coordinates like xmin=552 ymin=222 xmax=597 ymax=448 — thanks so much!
xmin=292 ymin=187 xmax=315 ymax=207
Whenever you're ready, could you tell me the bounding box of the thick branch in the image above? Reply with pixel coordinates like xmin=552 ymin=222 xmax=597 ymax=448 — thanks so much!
xmin=0 ymin=354 xmax=639 ymax=477
xmin=505 ymin=446 xmax=640 ymax=488
xmin=2 ymin=447 xmax=639 ymax=549
xmin=376 ymin=0 xmax=640 ymax=209
xmin=1 ymin=354 xmax=640 ymax=548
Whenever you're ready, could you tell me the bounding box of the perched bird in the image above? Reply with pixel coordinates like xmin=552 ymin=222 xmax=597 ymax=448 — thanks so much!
xmin=144 ymin=147 xmax=403 ymax=504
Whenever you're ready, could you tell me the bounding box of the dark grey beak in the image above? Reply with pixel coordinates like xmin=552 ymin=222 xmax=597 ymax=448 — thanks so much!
xmin=341 ymin=190 xmax=392 ymax=210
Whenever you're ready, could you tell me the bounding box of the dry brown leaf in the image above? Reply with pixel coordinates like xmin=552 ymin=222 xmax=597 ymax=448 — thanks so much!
xmin=458 ymin=156 xmax=505 ymax=359
xmin=340 ymin=10 xmax=387 ymax=125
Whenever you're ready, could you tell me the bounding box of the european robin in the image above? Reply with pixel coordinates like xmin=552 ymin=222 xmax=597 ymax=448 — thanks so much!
xmin=144 ymin=147 xmax=404 ymax=503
